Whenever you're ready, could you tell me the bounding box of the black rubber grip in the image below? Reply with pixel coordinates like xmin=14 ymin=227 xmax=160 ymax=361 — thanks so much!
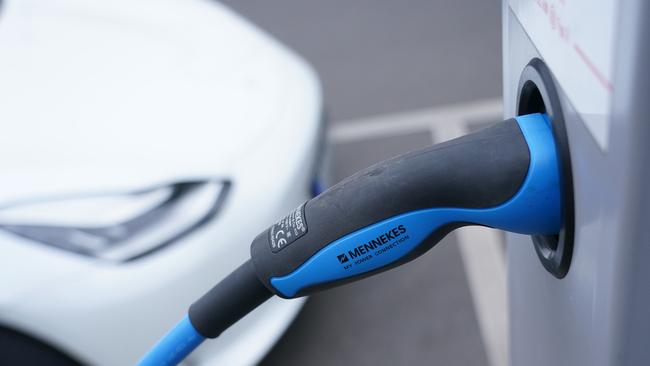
xmin=251 ymin=119 xmax=530 ymax=295
xmin=188 ymin=260 xmax=272 ymax=338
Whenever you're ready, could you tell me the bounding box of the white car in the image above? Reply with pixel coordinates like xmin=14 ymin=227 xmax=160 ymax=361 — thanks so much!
xmin=0 ymin=0 xmax=324 ymax=365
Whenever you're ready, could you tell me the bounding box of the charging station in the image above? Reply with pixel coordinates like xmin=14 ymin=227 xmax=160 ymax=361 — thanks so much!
xmin=504 ymin=1 xmax=650 ymax=365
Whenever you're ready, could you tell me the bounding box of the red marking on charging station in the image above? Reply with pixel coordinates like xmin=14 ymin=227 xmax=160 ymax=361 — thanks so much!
xmin=535 ymin=0 xmax=614 ymax=93
xmin=572 ymin=43 xmax=614 ymax=92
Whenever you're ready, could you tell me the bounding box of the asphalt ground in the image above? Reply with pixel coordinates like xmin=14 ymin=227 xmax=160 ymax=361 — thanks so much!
xmin=223 ymin=0 xmax=502 ymax=123
xmin=221 ymin=1 xmax=503 ymax=365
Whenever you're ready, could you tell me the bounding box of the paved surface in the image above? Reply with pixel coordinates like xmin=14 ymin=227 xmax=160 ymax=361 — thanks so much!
xmin=223 ymin=0 xmax=502 ymax=122
xmin=221 ymin=1 xmax=503 ymax=365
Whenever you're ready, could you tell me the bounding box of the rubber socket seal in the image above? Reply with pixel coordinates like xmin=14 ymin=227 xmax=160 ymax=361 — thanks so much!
xmin=516 ymin=58 xmax=575 ymax=278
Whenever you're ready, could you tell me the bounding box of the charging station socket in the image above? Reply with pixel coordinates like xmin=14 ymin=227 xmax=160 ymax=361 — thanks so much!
xmin=516 ymin=58 xmax=575 ymax=278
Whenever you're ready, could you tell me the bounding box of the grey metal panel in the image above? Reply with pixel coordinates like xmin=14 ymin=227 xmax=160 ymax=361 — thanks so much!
xmin=504 ymin=1 xmax=650 ymax=365
xmin=607 ymin=1 xmax=650 ymax=363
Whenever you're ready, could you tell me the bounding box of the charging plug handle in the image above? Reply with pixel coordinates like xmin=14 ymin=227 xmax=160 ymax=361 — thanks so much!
xmin=251 ymin=114 xmax=562 ymax=298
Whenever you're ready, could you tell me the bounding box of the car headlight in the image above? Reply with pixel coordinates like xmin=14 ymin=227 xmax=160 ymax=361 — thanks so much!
xmin=0 ymin=179 xmax=230 ymax=261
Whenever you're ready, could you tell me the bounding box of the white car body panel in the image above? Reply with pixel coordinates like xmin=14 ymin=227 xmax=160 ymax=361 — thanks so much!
xmin=0 ymin=0 xmax=321 ymax=364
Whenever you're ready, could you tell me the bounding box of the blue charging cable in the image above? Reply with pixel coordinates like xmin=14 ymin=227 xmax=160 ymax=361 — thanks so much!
xmin=137 ymin=316 xmax=204 ymax=366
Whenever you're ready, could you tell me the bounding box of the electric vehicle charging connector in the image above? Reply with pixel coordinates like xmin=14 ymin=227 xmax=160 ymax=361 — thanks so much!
xmin=138 ymin=112 xmax=568 ymax=365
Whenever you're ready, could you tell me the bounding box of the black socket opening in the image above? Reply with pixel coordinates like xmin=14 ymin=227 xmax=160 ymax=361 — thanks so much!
xmin=516 ymin=58 xmax=574 ymax=278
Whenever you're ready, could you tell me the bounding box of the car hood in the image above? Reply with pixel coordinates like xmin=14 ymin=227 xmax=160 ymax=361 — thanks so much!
xmin=0 ymin=0 xmax=309 ymax=203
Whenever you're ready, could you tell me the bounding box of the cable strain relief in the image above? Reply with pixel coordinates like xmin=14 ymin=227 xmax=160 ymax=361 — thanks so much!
xmin=188 ymin=259 xmax=273 ymax=338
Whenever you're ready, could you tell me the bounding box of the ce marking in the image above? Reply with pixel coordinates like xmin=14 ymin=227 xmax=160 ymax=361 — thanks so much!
xmin=275 ymin=230 xmax=287 ymax=247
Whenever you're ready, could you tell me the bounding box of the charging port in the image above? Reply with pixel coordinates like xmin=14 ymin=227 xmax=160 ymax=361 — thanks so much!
xmin=517 ymin=59 xmax=574 ymax=278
